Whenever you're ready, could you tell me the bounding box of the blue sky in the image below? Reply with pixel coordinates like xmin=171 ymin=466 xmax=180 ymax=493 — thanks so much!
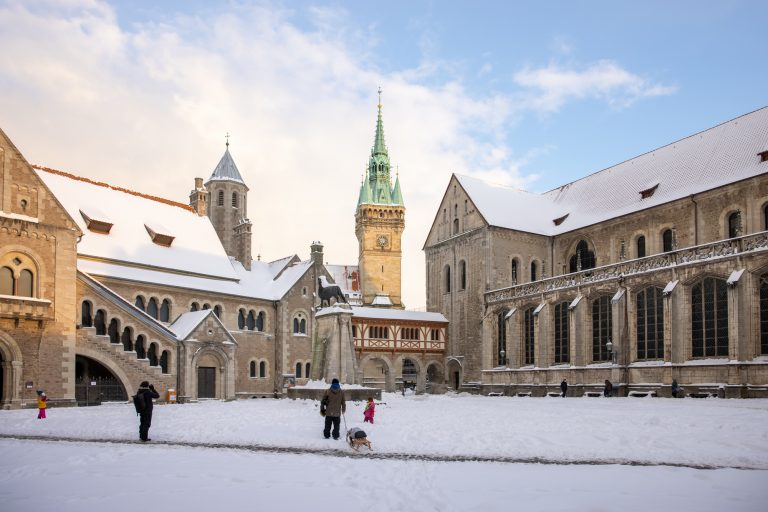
xmin=1 ymin=0 xmax=766 ymax=306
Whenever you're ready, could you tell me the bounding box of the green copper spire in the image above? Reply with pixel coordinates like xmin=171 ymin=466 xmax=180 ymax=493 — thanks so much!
xmin=372 ymin=87 xmax=388 ymax=157
xmin=392 ymin=169 xmax=404 ymax=206
xmin=357 ymin=170 xmax=371 ymax=206
xmin=363 ymin=87 xmax=396 ymax=205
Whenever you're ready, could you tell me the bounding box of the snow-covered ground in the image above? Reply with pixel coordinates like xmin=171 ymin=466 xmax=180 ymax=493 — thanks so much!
xmin=1 ymin=393 xmax=767 ymax=511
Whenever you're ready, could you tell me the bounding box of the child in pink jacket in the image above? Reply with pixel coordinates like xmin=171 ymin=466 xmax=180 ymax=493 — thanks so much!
xmin=363 ymin=397 xmax=375 ymax=424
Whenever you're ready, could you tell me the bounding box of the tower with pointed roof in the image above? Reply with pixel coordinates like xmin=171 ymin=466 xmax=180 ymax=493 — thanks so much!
xmin=191 ymin=137 xmax=253 ymax=270
xmin=355 ymin=90 xmax=405 ymax=307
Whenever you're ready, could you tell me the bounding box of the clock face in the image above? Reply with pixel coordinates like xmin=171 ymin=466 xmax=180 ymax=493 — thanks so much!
xmin=376 ymin=235 xmax=388 ymax=248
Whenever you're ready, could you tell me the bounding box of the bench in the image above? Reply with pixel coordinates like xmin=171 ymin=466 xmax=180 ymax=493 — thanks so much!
xmin=516 ymin=392 xmax=532 ymax=397
xmin=487 ymin=392 xmax=504 ymax=397
xmin=687 ymin=392 xmax=717 ymax=399
xmin=628 ymin=390 xmax=657 ymax=398
xmin=547 ymin=391 xmax=563 ymax=397
xmin=584 ymin=391 xmax=602 ymax=398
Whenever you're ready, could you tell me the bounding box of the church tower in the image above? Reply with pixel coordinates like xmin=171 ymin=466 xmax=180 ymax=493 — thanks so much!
xmin=355 ymin=90 xmax=405 ymax=307
xmin=194 ymin=138 xmax=253 ymax=270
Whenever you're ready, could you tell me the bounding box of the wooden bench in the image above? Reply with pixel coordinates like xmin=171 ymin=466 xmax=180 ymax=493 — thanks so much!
xmin=584 ymin=391 xmax=602 ymax=397
xmin=487 ymin=392 xmax=504 ymax=397
xmin=628 ymin=390 xmax=657 ymax=398
xmin=516 ymin=392 xmax=532 ymax=397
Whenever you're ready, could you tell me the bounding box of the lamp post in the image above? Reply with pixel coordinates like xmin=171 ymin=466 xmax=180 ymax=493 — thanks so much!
xmin=606 ymin=339 xmax=617 ymax=364
xmin=500 ymin=349 xmax=506 ymax=367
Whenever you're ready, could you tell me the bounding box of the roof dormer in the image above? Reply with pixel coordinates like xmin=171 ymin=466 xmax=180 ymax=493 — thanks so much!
xmin=553 ymin=213 xmax=569 ymax=226
xmin=759 ymin=150 xmax=768 ymax=163
xmin=639 ymin=183 xmax=659 ymax=199
xmin=79 ymin=208 xmax=113 ymax=234
xmin=145 ymin=222 xmax=175 ymax=247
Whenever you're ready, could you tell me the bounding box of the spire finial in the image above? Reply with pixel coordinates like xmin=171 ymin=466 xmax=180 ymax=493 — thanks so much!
xmin=377 ymin=86 xmax=382 ymax=111
xmin=225 ymin=132 xmax=230 ymax=148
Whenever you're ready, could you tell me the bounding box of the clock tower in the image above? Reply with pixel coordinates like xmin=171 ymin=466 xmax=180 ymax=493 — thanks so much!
xmin=355 ymin=89 xmax=405 ymax=307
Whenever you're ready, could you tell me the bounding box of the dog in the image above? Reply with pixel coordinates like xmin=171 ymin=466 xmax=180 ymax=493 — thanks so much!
xmin=346 ymin=427 xmax=372 ymax=451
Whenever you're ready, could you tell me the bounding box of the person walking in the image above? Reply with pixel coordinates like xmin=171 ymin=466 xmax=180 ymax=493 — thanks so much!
xmin=363 ymin=397 xmax=375 ymax=424
xmin=603 ymin=379 xmax=613 ymax=398
xmin=136 ymin=381 xmax=159 ymax=442
xmin=671 ymin=379 xmax=680 ymax=398
xmin=322 ymin=378 xmax=346 ymax=440
xmin=560 ymin=379 xmax=568 ymax=398
xmin=36 ymin=390 xmax=47 ymax=419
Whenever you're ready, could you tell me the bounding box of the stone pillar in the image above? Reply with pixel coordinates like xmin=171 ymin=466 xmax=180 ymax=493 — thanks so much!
xmin=314 ymin=305 xmax=358 ymax=385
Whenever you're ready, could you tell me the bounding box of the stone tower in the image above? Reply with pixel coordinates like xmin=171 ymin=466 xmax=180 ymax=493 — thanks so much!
xmin=200 ymin=140 xmax=253 ymax=270
xmin=355 ymin=89 xmax=405 ymax=307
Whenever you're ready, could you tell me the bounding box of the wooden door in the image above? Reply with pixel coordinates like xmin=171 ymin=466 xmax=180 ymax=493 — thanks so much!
xmin=197 ymin=367 xmax=216 ymax=398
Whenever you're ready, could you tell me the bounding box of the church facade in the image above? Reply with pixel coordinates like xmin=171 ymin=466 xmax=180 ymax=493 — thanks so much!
xmin=424 ymin=107 xmax=768 ymax=397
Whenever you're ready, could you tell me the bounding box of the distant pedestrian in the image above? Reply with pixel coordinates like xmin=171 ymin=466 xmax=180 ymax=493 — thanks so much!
xmin=560 ymin=379 xmax=568 ymax=398
xmin=135 ymin=381 xmax=159 ymax=442
xmin=671 ymin=379 xmax=679 ymax=398
xmin=36 ymin=390 xmax=47 ymax=419
xmin=603 ymin=379 xmax=613 ymax=397
xmin=322 ymin=378 xmax=346 ymax=440
xmin=363 ymin=397 xmax=375 ymax=424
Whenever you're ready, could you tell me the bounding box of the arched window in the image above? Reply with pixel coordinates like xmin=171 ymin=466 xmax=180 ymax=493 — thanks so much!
xmin=108 ymin=318 xmax=119 ymax=344
xmin=511 ymin=259 xmax=518 ymax=285
xmin=662 ymin=229 xmax=673 ymax=252
xmin=636 ymin=236 xmax=646 ymax=258
xmin=256 ymin=311 xmax=265 ymax=331
xmin=238 ymin=309 xmax=246 ymax=329
xmin=191 ymin=302 xmax=199 ymax=312
xmin=637 ymin=287 xmax=664 ymax=360
xmin=727 ymin=211 xmax=741 ymax=238
xmin=592 ymin=296 xmax=612 ymax=362
xmin=760 ymin=274 xmax=768 ymax=355
xmin=530 ymin=261 xmax=537 ymax=282
xmin=94 ymin=309 xmax=106 ymax=335
xmin=217 ymin=190 xmax=224 ymax=206
xmin=523 ymin=307 xmax=535 ymax=366
xmin=148 ymin=343 xmax=159 ymax=366
xmin=444 ymin=265 xmax=451 ymax=293
xmin=293 ymin=314 xmax=306 ymax=334
xmin=135 ymin=335 xmax=146 ymax=359
xmin=160 ymin=350 xmax=169 ymax=374
xmin=213 ymin=305 xmax=222 ymax=318
xmin=247 ymin=310 xmax=256 ymax=330
xmin=569 ymin=240 xmax=595 ymax=273
xmin=147 ymin=298 xmax=158 ymax=319
xmin=305 ymin=362 xmax=311 ymax=378
xmin=497 ymin=310 xmax=507 ymax=366
xmin=232 ymin=192 xmax=239 ymax=208
xmin=301 ymin=318 xmax=306 ymax=333
xmin=453 ymin=218 xmax=459 ymax=234
xmin=459 ymin=260 xmax=467 ymax=291
xmin=121 ymin=327 xmax=133 ymax=352
xmin=250 ymin=361 xmax=257 ymax=378
xmin=691 ymin=277 xmax=728 ymax=357
xmin=259 ymin=361 xmax=267 ymax=378
xmin=135 ymin=296 xmax=145 ymax=311
xmin=203 ymin=303 xmax=211 ymax=310
xmin=18 ymin=269 xmax=33 ymax=297
xmin=554 ymin=302 xmax=569 ymax=364
xmin=0 ymin=267 xmax=13 ymax=295
xmin=159 ymin=299 xmax=171 ymax=322
xmin=81 ymin=301 xmax=93 ymax=327
xmin=295 ymin=362 xmax=302 ymax=378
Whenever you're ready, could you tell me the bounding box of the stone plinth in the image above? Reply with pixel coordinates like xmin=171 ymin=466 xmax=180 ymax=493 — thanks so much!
xmin=312 ymin=304 xmax=359 ymax=385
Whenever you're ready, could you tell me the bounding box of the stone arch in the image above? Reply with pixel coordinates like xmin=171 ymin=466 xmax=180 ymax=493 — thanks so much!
xmin=358 ymin=353 xmax=394 ymax=392
xmin=0 ymin=330 xmax=24 ymax=408
xmin=394 ymin=354 xmax=423 ymax=392
xmin=446 ymin=357 xmax=463 ymax=391
xmin=76 ymin=346 xmax=135 ymax=397
xmin=424 ymin=360 xmax=445 ymax=394
xmin=191 ymin=345 xmax=233 ymax=400
xmin=0 ymin=244 xmax=49 ymax=298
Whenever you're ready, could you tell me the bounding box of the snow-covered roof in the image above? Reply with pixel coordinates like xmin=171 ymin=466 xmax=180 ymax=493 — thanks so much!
xmin=206 ymin=147 xmax=246 ymax=185
xmin=457 ymin=107 xmax=768 ymax=236
xmin=370 ymin=294 xmax=394 ymax=306
xmin=325 ymin=264 xmax=359 ymax=296
xmin=169 ymin=310 xmax=212 ymax=340
xmin=351 ymin=306 xmax=447 ymax=323
xmin=35 ymin=167 xmax=239 ymax=281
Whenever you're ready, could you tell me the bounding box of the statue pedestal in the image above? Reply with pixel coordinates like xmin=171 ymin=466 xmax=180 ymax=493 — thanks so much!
xmin=312 ymin=304 xmax=358 ymax=385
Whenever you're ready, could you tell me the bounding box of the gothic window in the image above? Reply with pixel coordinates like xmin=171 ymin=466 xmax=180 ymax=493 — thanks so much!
xmin=569 ymin=240 xmax=595 ymax=273
xmin=203 ymin=303 xmax=211 ymax=310
xmin=497 ymin=310 xmax=508 ymax=366
xmin=121 ymin=327 xmax=133 ymax=352
xmin=250 ymin=361 xmax=257 ymax=378
xmin=94 ymin=309 xmax=106 ymax=335
xmin=147 ymin=298 xmax=159 ymax=319
xmin=691 ymin=277 xmax=729 ymax=357
xmin=305 ymin=362 xmax=311 ymax=378
xmin=232 ymin=192 xmax=239 ymax=208
xmin=213 ymin=305 xmax=222 ymax=318
xmin=295 ymin=362 xmax=302 ymax=378
xmin=81 ymin=301 xmax=93 ymax=327
xmin=459 ymin=260 xmax=467 ymax=291
xmin=238 ymin=309 xmax=246 ymax=329
xmin=256 ymin=311 xmax=265 ymax=331
xmin=662 ymin=229 xmax=673 ymax=252
xmin=591 ymin=296 xmax=612 ymax=362
xmin=523 ymin=307 xmax=535 ymax=366
xmin=0 ymin=267 xmax=13 ymax=295
xmin=554 ymin=302 xmax=570 ymax=364
xmin=18 ymin=269 xmax=33 ymax=297
xmin=108 ymin=318 xmax=119 ymax=344
xmin=135 ymin=335 xmax=146 ymax=359
xmin=637 ymin=236 xmax=646 ymax=258
xmin=191 ymin=302 xmax=199 ymax=312
xmin=0 ymin=254 xmax=36 ymax=297
xmin=247 ymin=310 xmax=256 ymax=330
xmin=453 ymin=218 xmax=459 ymax=234
xmin=454 ymin=204 xmax=458 ymax=217
xmin=293 ymin=313 xmax=306 ymax=334
xmin=511 ymin=259 xmax=518 ymax=285
xmin=135 ymin=296 xmax=145 ymax=311
xmin=760 ymin=274 xmax=768 ymax=355
xmin=530 ymin=261 xmax=537 ymax=282
xmin=148 ymin=343 xmax=158 ymax=366
xmin=159 ymin=299 xmax=171 ymax=322
xmin=160 ymin=350 xmax=169 ymax=374
xmin=259 ymin=361 xmax=267 ymax=378
xmin=444 ymin=265 xmax=451 ymax=293
xmin=637 ymin=287 xmax=664 ymax=360
xmin=464 ymin=199 xmax=468 ymax=213
xmin=727 ymin=211 xmax=741 ymax=238
xmin=443 ymin=209 xmax=446 ymax=222
xmin=217 ymin=190 xmax=224 ymax=206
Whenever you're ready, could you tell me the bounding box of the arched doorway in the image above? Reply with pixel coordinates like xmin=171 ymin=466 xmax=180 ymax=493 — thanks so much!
xmin=75 ymin=355 xmax=128 ymax=406
xmin=447 ymin=358 xmax=462 ymax=391
xmin=425 ymin=362 xmax=445 ymax=394
xmin=0 ymin=332 xmax=23 ymax=408
xmin=195 ymin=351 xmax=224 ymax=399
xmin=360 ymin=355 xmax=392 ymax=391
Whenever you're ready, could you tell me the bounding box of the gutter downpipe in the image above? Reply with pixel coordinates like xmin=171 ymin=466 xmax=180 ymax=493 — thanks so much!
xmin=690 ymin=194 xmax=699 ymax=245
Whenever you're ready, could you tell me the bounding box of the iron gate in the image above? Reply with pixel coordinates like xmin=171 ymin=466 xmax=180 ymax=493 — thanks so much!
xmin=75 ymin=376 xmax=127 ymax=406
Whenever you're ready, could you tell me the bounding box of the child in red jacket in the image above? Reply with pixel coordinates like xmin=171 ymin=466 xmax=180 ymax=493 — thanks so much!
xmin=363 ymin=397 xmax=375 ymax=424
xmin=36 ymin=390 xmax=47 ymax=419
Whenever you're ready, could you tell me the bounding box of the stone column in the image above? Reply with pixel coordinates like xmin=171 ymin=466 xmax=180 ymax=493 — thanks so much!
xmin=315 ymin=305 xmax=358 ymax=385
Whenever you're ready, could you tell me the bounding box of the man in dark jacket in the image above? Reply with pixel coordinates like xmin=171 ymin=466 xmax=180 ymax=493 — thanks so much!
xmin=322 ymin=378 xmax=346 ymax=440
xmin=560 ymin=379 xmax=568 ymax=398
xmin=137 ymin=381 xmax=160 ymax=442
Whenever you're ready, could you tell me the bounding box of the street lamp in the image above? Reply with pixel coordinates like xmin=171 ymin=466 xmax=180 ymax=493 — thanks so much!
xmin=606 ymin=339 xmax=617 ymax=364
xmin=500 ymin=349 xmax=506 ymax=366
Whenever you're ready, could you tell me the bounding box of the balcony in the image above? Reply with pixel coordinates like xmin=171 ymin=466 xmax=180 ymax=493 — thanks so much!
xmin=354 ymin=337 xmax=445 ymax=353
xmin=486 ymin=231 xmax=768 ymax=304
xmin=0 ymin=295 xmax=53 ymax=321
